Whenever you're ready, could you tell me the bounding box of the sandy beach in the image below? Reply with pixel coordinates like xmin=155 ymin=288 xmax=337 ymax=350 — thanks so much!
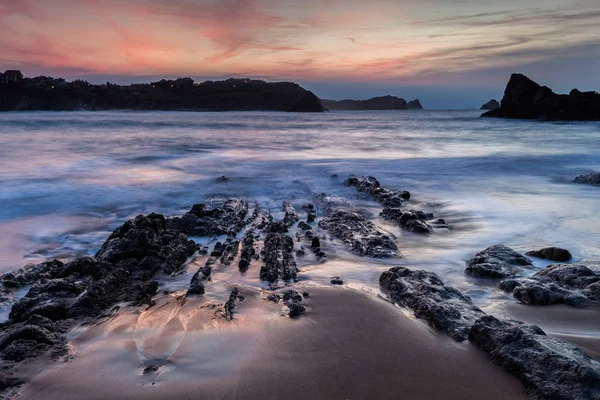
xmin=19 ymin=287 xmax=527 ymax=400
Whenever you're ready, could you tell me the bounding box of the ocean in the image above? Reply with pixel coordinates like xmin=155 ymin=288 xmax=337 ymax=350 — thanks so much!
xmin=1 ymin=110 xmax=599 ymax=309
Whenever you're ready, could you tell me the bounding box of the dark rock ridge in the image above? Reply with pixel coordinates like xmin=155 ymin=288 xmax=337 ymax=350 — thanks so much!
xmin=574 ymin=172 xmax=600 ymax=185
xmin=465 ymin=245 xmax=533 ymax=278
xmin=167 ymin=199 xmax=248 ymax=237
xmin=345 ymin=175 xmax=437 ymax=234
xmin=259 ymin=229 xmax=298 ymax=283
xmin=480 ymin=99 xmax=499 ymax=110
xmin=379 ymin=266 xmax=600 ymax=398
xmin=186 ymin=258 xmax=214 ymax=296
xmin=526 ymin=247 xmax=572 ymax=262
xmin=0 ymin=77 xmax=325 ymax=112
xmin=501 ymin=263 xmax=600 ymax=308
xmin=470 ymin=316 xmax=600 ymax=400
xmin=321 ymin=95 xmax=423 ymax=110
xmin=379 ymin=266 xmax=485 ymax=342
xmin=0 ymin=213 xmax=198 ymax=392
xmin=482 ymin=73 xmax=600 ymax=121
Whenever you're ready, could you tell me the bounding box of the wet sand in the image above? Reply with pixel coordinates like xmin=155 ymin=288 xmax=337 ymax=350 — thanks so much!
xmin=20 ymin=287 xmax=526 ymax=400
xmin=493 ymin=302 xmax=600 ymax=361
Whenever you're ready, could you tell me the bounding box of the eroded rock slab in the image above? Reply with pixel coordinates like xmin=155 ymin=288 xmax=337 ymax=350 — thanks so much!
xmin=466 ymin=245 xmax=533 ymax=279
xmin=319 ymin=210 xmax=398 ymax=258
xmin=502 ymin=263 xmax=600 ymax=308
xmin=380 ymin=208 xmax=433 ymax=234
xmin=167 ymin=198 xmax=249 ymax=236
xmin=379 ymin=266 xmax=485 ymax=341
xmin=469 ymin=315 xmax=600 ymax=400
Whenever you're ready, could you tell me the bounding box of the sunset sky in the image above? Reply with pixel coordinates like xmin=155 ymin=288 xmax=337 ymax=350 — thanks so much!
xmin=1 ymin=0 xmax=599 ymax=108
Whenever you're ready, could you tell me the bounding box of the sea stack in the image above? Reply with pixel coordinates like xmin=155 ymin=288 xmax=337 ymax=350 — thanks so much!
xmin=480 ymin=99 xmax=499 ymax=110
xmin=481 ymin=73 xmax=600 ymax=120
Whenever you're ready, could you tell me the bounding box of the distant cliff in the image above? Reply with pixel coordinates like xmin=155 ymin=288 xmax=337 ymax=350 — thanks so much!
xmin=321 ymin=95 xmax=423 ymax=110
xmin=0 ymin=78 xmax=325 ymax=112
xmin=482 ymin=74 xmax=600 ymax=121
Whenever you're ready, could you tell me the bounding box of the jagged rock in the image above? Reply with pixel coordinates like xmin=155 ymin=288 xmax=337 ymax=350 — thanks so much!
xmin=302 ymin=204 xmax=317 ymax=223
xmin=313 ymin=193 xmax=354 ymax=215
xmin=96 ymin=213 xmax=198 ymax=280
xmin=469 ymin=315 xmax=600 ymax=400
xmin=238 ymin=232 xmax=255 ymax=272
xmin=345 ymin=175 xmax=410 ymax=207
xmin=167 ymin=199 xmax=249 ymax=236
xmin=186 ymin=262 xmax=212 ymax=296
xmin=318 ymin=210 xmax=398 ymax=258
xmin=380 ymin=208 xmax=433 ymax=234
xmin=379 ymin=267 xmax=485 ymax=341
xmin=298 ymin=221 xmax=311 ymax=231
xmin=1 ymin=260 xmax=65 ymax=289
xmin=574 ymin=172 xmax=600 ymax=185
xmin=330 ymin=277 xmax=343 ymax=285
xmin=480 ymin=99 xmax=500 ymax=110
xmin=266 ymin=221 xmax=289 ymax=233
xmin=526 ymin=247 xmax=572 ymax=262
xmin=482 ymin=73 xmax=600 ymax=121
xmin=282 ymin=201 xmax=299 ymax=226
xmin=264 ymin=289 xmax=305 ymax=318
xmin=310 ymin=237 xmax=327 ymax=261
xmin=219 ymin=240 xmax=240 ymax=265
xmin=503 ymin=263 xmax=600 ymax=308
xmin=465 ymin=245 xmax=533 ymax=278
xmin=224 ymin=288 xmax=243 ymax=320
xmin=259 ymin=233 xmax=297 ymax=283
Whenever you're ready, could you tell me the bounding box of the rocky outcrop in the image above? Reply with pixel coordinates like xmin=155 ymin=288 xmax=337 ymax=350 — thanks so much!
xmin=281 ymin=201 xmax=299 ymax=226
xmin=0 ymin=78 xmax=325 ymax=112
xmin=465 ymin=245 xmax=533 ymax=278
xmin=481 ymin=73 xmax=600 ymax=121
xmin=319 ymin=210 xmax=398 ymax=258
xmin=259 ymin=231 xmax=297 ymax=283
xmin=526 ymin=247 xmax=572 ymax=262
xmin=345 ymin=175 xmax=410 ymax=207
xmin=470 ymin=316 xmax=600 ymax=400
xmin=167 ymin=199 xmax=249 ymax=237
xmin=96 ymin=213 xmax=198 ymax=280
xmin=501 ymin=263 xmax=600 ymax=308
xmin=321 ymin=96 xmax=423 ymax=110
xmin=0 ymin=213 xmax=198 ymax=393
xmin=345 ymin=175 xmax=437 ymax=234
xmin=480 ymin=99 xmax=499 ymax=110
xmin=574 ymin=172 xmax=600 ymax=185
xmin=186 ymin=259 xmax=214 ymax=296
xmin=379 ymin=267 xmax=485 ymax=341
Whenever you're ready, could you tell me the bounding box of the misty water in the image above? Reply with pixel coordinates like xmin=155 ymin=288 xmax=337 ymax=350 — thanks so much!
xmin=1 ymin=110 xmax=600 ymax=311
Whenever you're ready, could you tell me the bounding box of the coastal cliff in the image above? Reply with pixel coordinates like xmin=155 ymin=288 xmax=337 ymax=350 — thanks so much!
xmin=321 ymin=95 xmax=423 ymax=110
xmin=482 ymin=74 xmax=600 ymax=120
xmin=0 ymin=77 xmax=325 ymax=112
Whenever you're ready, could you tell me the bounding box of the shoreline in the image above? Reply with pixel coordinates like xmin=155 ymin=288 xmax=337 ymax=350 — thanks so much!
xmin=19 ymin=287 xmax=527 ymax=400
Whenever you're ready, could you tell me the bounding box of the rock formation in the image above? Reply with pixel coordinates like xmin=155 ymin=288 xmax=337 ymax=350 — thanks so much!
xmin=321 ymin=96 xmax=423 ymax=110
xmin=480 ymin=99 xmax=499 ymax=110
xmin=465 ymin=245 xmax=533 ymax=278
xmin=574 ymin=172 xmax=600 ymax=185
xmin=526 ymin=247 xmax=572 ymax=262
xmin=482 ymin=73 xmax=600 ymax=120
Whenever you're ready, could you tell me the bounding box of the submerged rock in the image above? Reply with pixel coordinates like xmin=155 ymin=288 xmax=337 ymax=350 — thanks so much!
xmin=167 ymin=199 xmax=249 ymax=237
xmin=465 ymin=245 xmax=533 ymax=278
xmin=330 ymin=277 xmax=344 ymax=285
xmin=469 ymin=315 xmax=600 ymax=400
xmin=503 ymin=263 xmax=600 ymax=308
xmin=379 ymin=267 xmax=485 ymax=342
xmin=380 ymin=208 xmax=433 ymax=234
xmin=526 ymin=247 xmax=572 ymax=262
xmin=574 ymin=172 xmax=600 ymax=185
xmin=318 ymin=210 xmax=398 ymax=258
xmin=259 ymin=233 xmax=297 ymax=283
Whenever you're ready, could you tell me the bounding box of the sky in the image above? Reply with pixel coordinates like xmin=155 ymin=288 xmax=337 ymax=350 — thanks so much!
xmin=1 ymin=0 xmax=599 ymax=108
